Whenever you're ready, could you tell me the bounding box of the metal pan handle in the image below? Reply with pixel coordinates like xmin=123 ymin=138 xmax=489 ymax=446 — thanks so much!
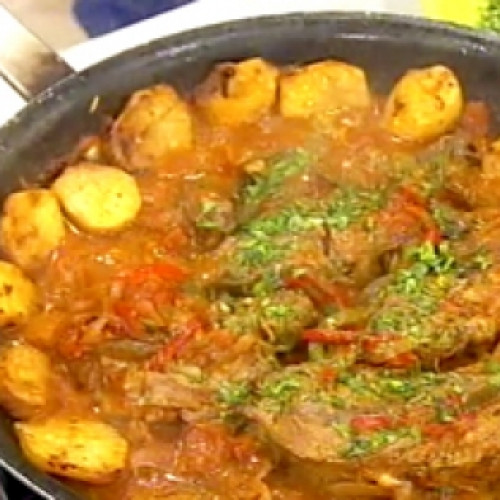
xmin=0 ymin=5 xmax=74 ymax=101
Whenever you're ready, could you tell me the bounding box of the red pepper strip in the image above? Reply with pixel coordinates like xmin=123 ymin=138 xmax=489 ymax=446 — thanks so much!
xmin=120 ymin=262 xmax=189 ymax=287
xmin=146 ymin=319 xmax=202 ymax=371
xmin=113 ymin=301 xmax=143 ymax=336
xmin=286 ymin=275 xmax=353 ymax=308
xmin=383 ymin=352 xmax=419 ymax=369
xmin=320 ymin=367 xmax=337 ymax=384
xmin=423 ymin=412 xmax=476 ymax=440
xmin=422 ymin=423 xmax=451 ymax=440
xmin=398 ymin=186 xmax=427 ymax=207
xmin=396 ymin=187 xmax=443 ymax=245
xmin=302 ymin=329 xmax=360 ymax=345
xmin=350 ymin=415 xmax=393 ymax=433
xmin=400 ymin=203 xmax=443 ymax=245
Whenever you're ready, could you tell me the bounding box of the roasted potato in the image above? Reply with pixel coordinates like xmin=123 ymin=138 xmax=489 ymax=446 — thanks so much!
xmin=52 ymin=164 xmax=141 ymax=233
xmin=279 ymin=60 xmax=371 ymax=119
xmin=196 ymin=58 xmax=278 ymax=125
xmin=0 ymin=261 xmax=37 ymax=327
xmin=1 ymin=189 xmax=65 ymax=271
xmin=111 ymin=85 xmax=193 ymax=169
xmin=0 ymin=344 xmax=51 ymax=419
xmin=382 ymin=65 xmax=463 ymax=142
xmin=21 ymin=310 xmax=66 ymax=349
xmin=16 ymin=417 xmax=129 ymax=484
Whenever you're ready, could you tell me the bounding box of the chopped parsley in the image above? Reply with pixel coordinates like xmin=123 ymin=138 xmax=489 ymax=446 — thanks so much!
xmin=259 ymin=375 xmax=302 ymax=412
xmin=241 ymin=149 xmax=310 ymax=209
xmin=432 ymin=204 xmax=467 ymax=240
xmin=325 ymin=187 xmax=386 ymax=231
xmin=343 ymin=427 xmax=420 ymax=459
xmin=370 ymin=243 xmax=458 ymax=338
xmin=196 ymin=199 xmax=229 ymax=231
xmin=217 ymin=381 xmax=251 ymax=407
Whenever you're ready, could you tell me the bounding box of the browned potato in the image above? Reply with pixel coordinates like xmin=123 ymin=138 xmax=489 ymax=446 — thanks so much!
xmin=52 ymin=164 xmax=141 ymax=233
xmin=196 ymin=58 xmax=278 ymax=125
xmin=1 ymin=189 xmax=65 ymax=271
xmin=16 ymin=417 xmax=129 ymax=484
xmin=382 ymin=65 xmax=463 ymax=142
xmin=0 ymin=261 xmax=37 ymax=327
xmin=21 ymin=310 xmax=66 ymax=349
xmin=279 ymin=60 xmax=371 ymax=119
xmin=0 ymin=344 xmax=51 ymax=419
xmin=111 ymin=85 xmax=193 ymax=169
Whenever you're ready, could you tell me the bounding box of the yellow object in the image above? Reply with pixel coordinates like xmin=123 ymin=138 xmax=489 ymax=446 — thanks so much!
xmin=421 ymin=0 xmax=488 ymax=27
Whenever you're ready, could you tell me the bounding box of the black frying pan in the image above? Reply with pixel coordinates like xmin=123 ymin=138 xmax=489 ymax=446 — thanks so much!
xmin=1 ymin=7 xmax=500 ymax=499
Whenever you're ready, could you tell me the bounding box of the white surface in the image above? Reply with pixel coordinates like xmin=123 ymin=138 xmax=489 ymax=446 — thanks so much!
xmin=0 ymin=0 xmax=394 ymax=124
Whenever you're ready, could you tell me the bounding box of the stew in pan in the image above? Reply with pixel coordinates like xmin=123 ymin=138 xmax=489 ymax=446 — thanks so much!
xmin=0 ymin=58 xmax=499 ymax=499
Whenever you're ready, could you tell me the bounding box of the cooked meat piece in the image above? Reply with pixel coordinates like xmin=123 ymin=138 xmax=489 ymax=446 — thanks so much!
xmin=123 ymin=367 xmax=212 ymax=413
xmin=447 ymin=138 xmax=500 ymax=209
xmin=246 ymin=361 xmax=500 ymax=492
xmin=361 ymin=244 xmax=500 ymax=367
xmin=213 ymin=289 xmax=317 ymax=351
xmin=1 ymin=189 xmax=66 ymax=271
xmin=122 ymin=330 xmax=276 ymax=420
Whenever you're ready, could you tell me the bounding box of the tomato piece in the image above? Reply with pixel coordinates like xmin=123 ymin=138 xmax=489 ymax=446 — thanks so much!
xmin=146 ymin=319 xmax=202 ymax=370
xmin=424 ymin=225 xmax=443 ymax=245
xmin=319 ymin=367 xmax=337 ymax=384
xmin=393 ymin=187 xmax=443 ymax=245
xmin=302 ymin=329 xmax=360 ymax=345
xmin=398 ymin=186 xmax=426 ymax=208
xmin=383 ymin=352 xmax=419 ymax=369
xmin=121 ymin=262 xmax=189 ymax=287
xmin=350 ymin=415 xmax=392 ymax=433
xmin=422 ymin=423 xmax=451 ymax=440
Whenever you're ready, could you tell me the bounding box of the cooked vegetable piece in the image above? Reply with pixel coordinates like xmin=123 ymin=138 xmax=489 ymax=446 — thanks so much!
xmin=0 ymin=344 xmax=51 ymax=419
xmin=0 ymin=261 xmax=37 ymax=327
xmin=16 ymin=417 xmax=129 ymax=484
xmin=196 ymin=58 xmax=278 ymax=125
xmin=279 ymin=61 xmax=371 ymax=118
xmin=111 ymin=84 xmax=193 ymax=169
xmin=382 ymin=65 xmax=463 ymax=142
xmin=1 ymin=189 xmax=65 ymax=271
xmin=52 ymin=163 xmax=141 ymax=233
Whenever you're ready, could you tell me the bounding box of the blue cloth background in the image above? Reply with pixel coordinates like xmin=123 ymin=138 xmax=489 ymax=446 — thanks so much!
xmin=73 ymin=0 xmax=195 ymax=37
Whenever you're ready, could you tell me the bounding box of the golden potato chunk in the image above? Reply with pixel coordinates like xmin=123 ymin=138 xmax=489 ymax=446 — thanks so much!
xmin=196 ymin=58 xmax=278 ymax=125
xmin=16 ymin=417 xmax=129 ymax=484
xmin=0 ymin=261 xmax=37 ymax=327
xmin=1 ymin=189 xmax=65 ymax=271
xmin=52 ymin=164 xmax=141 ymax=233
xmin=0 ymin=344 xmax=51 ymax=419
xmin=279 ymin=60 xmax=371 ymax=119
xmin=111 ymin=85 xmax=193 ymax=169
xmin=382 ymin=65 xmax=463 ymax=142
